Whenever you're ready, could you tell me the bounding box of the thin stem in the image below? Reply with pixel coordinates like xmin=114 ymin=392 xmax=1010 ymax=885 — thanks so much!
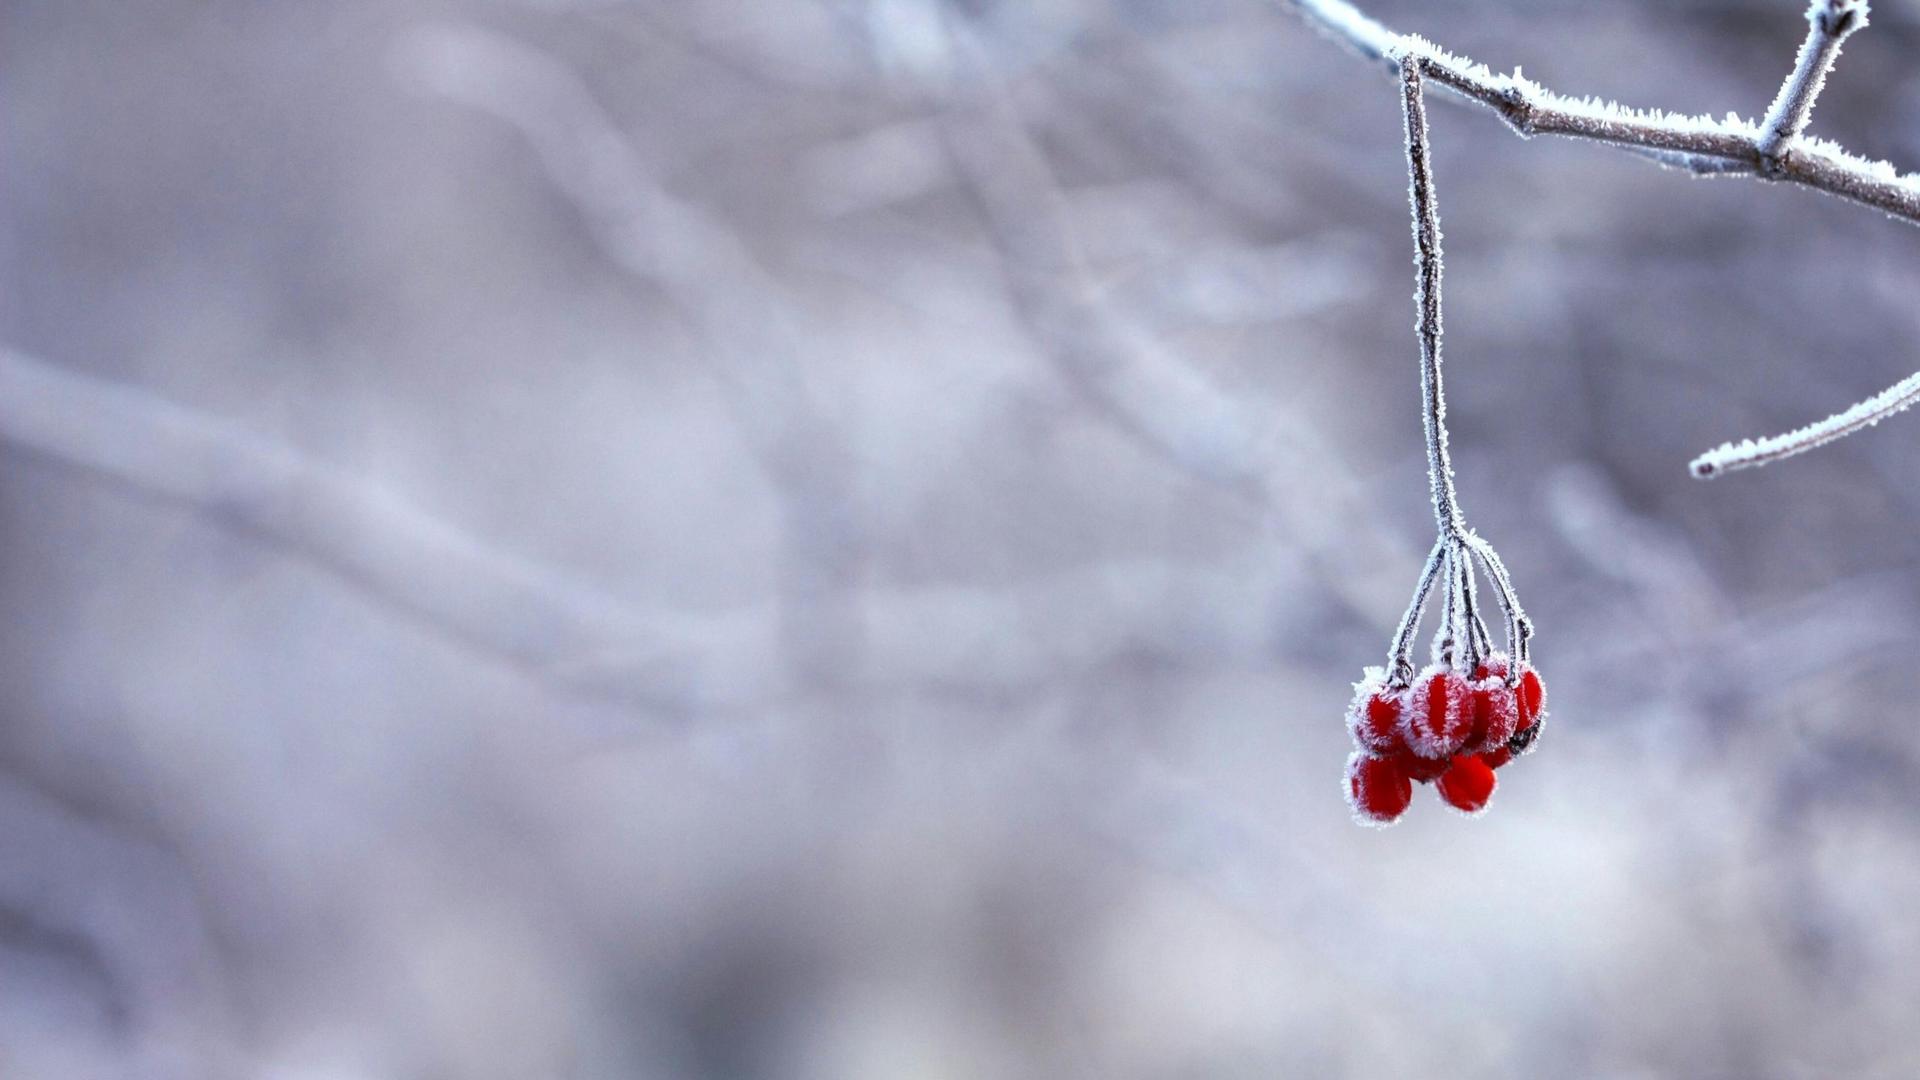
xmin=1759 ymin=1 xmax=1868 ymax=172
xmin=1451 ymin=542 xmax=1489 ymax=670
xmin=1464 ymin=534 xmax=1529 ymax=675
xmin=1435 ymin=550 xmax=1458 ymax=667
xmin=1388 ymin=539 xmax=1448 ymax=684
xmin=1400 ymin=54 xmax=1464 ymax=538
xmin=1691 ymin=368 xmax=1920 ymax=478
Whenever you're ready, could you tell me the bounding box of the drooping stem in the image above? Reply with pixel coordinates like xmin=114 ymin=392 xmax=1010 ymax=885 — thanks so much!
xmin=1400 ymin=54 xmax=1465 ymax=539
xmin=1382 ymin=57 xmax=1538 ymax=683
xmin=1388 ymin=538 xmax=1447 ymax=684
xmin=1453 ymin=543 xmax=1490 ymax=669
xmin=1464 ymin=533 xmax=1530 ymax=677
xmin=1435 ymin=543 xmax=1460 ymax=666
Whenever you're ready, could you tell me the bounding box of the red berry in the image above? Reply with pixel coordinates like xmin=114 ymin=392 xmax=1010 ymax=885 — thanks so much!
xmin=1479 ymin=746 xmax=1514 ymax=770
xmin=1436 ymin=755 xmax=1497 ymax=814
xmin=1516 ymin=666 xmax=1546 ymax=730
xmin=1403 ymin=666 xmax=1471 ymax=758
xmin=1390 ymin=747 xmax=1447 ymax=783
xmin=1345 ymin=669 xmax=1406 ymax=754
xmin=1345 ymin=752 xmax=1413 ymax=826
xmin=1467 ymin=673 xmax=1519 ymax=754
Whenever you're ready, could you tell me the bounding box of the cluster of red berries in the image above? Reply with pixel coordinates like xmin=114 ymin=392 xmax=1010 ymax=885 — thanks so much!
xmin=1343 ymin=653 xmax=1545 ymax=825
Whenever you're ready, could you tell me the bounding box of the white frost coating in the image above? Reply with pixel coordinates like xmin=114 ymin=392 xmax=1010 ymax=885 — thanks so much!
xmin=1691 ymin=369 xmax=1920 ymax=477
xmin=1396 ymin=32 xmax=1761 ymax=144
xmin=1285 ymin=0 xmax=1398 ymax=62
xmin=1277 ymin=0 xmax=1920 ymax=224
xmin=1283 ymin=0 xmax=1920 ymax=473
xmin=1401 ymin=55 xmax=1463 ymax=543
xmin=1759 ymin=0 xmax=1866 ymax=166
xmin=1464 ymin=656 xmax=1519 ymax=754
xmin=1387 ymin=539 xmax=1448 ymax=682
xmin=1400 ymin=664 xmax=1467 ymax=759
xmin=1346 ymin=667 xmax=1399 ymax=753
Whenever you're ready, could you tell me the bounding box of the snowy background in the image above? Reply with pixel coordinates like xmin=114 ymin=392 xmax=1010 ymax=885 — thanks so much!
xmin=6 ymin=1 xmax=1920 ymax=1077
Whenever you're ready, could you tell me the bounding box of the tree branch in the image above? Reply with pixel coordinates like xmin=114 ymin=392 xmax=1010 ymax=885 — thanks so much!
xmin=1281 ymin=0 xmax=1920 ymax=477
xmin=1276 ymin=0 xmax=1920 ymax=224
xmin=1759 ymin=0 xmax=1867 ymax=173
xmin=1690 ymin=369 xmax=1920 ymax=477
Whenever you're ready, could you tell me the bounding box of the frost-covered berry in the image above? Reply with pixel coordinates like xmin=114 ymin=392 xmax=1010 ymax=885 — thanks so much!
xmin=1504 ymin=664 xmax=1547 ymax=755
xmin=1345 ymin=668 xmax=1406 ymax=755
xmin=1340 ymin=74 xmax=1546 ymax=826
xmin=1403 ymin=666 xmax=1471 ymax=759
xmin=1516 ymin=666 xmax=1546 ymax=731
xmin=1345 ymin=752 xmax=1413 ymax=826
xmin=1436 ymin=754 xmax=1497 ymax=814
xmin=1466 ymin=663 xmax=1519 ymax=754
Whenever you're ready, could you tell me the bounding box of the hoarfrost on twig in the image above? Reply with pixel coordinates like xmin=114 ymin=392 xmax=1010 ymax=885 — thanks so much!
xmin=1280 ymin=0 xmax=1920 ymax=475
xmin=1690 ymin=370 xmax=1920 ymax=478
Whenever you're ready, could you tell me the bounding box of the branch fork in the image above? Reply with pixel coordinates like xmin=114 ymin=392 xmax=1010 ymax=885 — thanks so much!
xmin=1285 ymin=0 xmax=1920 ymax=478
xmin=1758 ymin=0 xmax=1866 ymax=177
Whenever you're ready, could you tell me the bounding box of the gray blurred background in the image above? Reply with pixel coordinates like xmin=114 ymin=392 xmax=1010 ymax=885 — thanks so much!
xmin=6 ymin=1 xmax=1920 ymax=1077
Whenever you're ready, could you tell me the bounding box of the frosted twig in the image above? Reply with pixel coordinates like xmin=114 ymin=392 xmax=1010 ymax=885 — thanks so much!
xmin=1758 ymin=0 xmax=1867 ymax=173
xmin=1690 ymin=369 xmax=1920 ymax=477
xmin=1463 ymin=532 xmax=1531 ymax=671
xmin=1277 ymin=0 xmax=1920 ymax=224
xmin=1387 ymin=539 xmax=1447 ymax=684
xmin=1434 ymin=540 xmax=1460 ymax=666
xmin=1285 ymin=0 xmax=1920 ymax=476
xmin=1453 ymin=543 xmax=1491 ymax=668
xmin=1381 ymin=59 xmax=1531 ymax=683
xmin=1400 ymin=54 xmax=1463 ymax=540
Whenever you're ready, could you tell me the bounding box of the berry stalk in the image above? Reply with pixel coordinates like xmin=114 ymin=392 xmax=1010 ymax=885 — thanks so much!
xmin=1342 ymin=55 xmax=1547 ymax=826
xmin=1400 ymin=54 xmax=1465 ymax=541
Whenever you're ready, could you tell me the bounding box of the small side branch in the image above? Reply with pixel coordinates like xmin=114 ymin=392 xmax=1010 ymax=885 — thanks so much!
xmin=1690 ymin=369 xmax=1920 ymax=478
xmin=1760 ymin=0 xmax=1868 ymax=172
